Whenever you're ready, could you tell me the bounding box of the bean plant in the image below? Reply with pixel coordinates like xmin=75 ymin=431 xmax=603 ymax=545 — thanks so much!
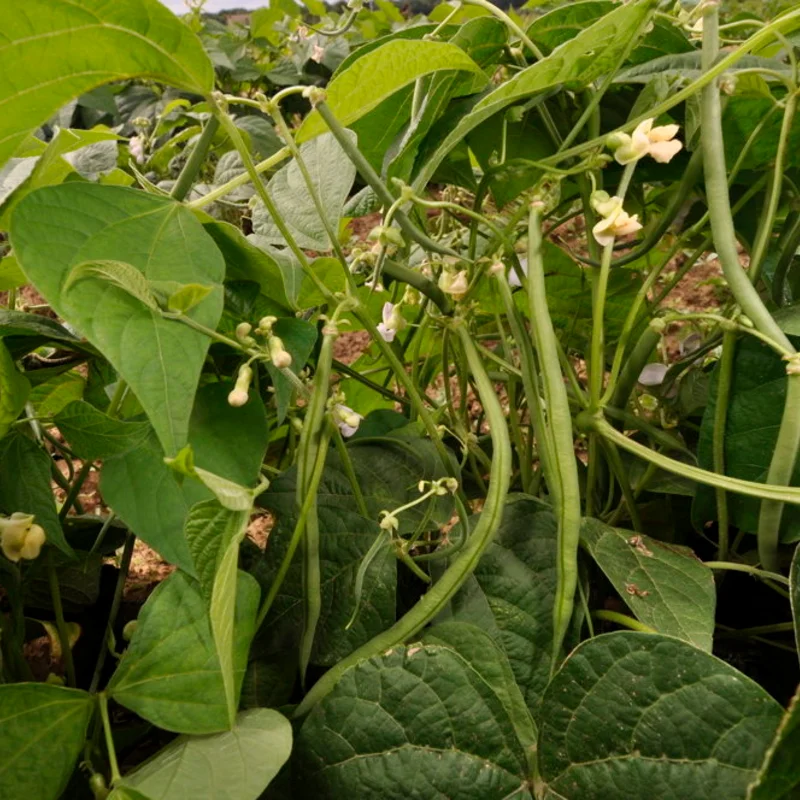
xmin=1 ymin=0 xmax=800 ymax=798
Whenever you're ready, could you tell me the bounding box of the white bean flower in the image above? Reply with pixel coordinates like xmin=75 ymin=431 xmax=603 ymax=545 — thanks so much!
xmin=376 ymin=302 xmax=406 ymax=343
xmin=438 ymin=269 xmax=469 ymax=299
xmin=591 ymin=194 xmax=643 ymax=247
xmin=128 ymin=135 xmax=146 ymax=165
xmin=611 ymin=118 xmax=683 ymax=165
xmin=333 ymin=403 xmax=362 ymax=437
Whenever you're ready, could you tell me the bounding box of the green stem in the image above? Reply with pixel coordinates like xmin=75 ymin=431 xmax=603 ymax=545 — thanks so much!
xmin=600 ymin=438 xmax=642 ymax=532
xmin=592 ymin=609 xmax=655 ymax=634
xmin=748 ymin=92 xmax=796 ymax=283
xmin=170 ymin=116 xmax=220 ymax=202
xmin=703 ymin=8 xmax=799 ymax=572
xmin=89 ymin=532 xmax=135 ymax=694
xmin=588 ymin=414 xmax=800 ymax=506
xmin=99 ymin=693 xmax=121 ymax=786
xmin=47 ymin=550 xmax=76 ymax=687
xmin=719 ymin=621 xmax=795 ymax=637
xmin=294 ymin=321 xmax=511 ymax=717
xmin=704 ymin=561 xmax=790 ymax=585
xmin=59 ymin=461 xmax=92 ymax=521
xmin=713 ymin=330 xmax=737 ymax=562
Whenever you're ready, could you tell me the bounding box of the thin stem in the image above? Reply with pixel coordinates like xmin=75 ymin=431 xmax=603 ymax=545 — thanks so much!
xmin=89 ymin=532 xmax=135 ymax=694
xmin=99 ymin=693 xmax=121 ymax=786
xmin=47 ymin=551 xmax=76 ymax=687
xmin=170 ymin=116 xmax=220 ymax=202
xmin=704 ymin=561 xmax=790 ymax=585
xmin=713 ymin=330 xmax=736 ymax=561
xmin=592 ymin=609 xmax=655 ymax=634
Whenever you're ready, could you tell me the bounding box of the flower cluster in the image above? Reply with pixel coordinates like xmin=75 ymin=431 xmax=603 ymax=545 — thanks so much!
xmin=608 ymin=118 xmax=683 ymax=165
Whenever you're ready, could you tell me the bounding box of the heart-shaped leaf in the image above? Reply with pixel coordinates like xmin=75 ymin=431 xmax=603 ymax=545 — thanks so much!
xmin=0 ymin=684 xmax=93 ymax=800
xmin=11 ymin=184 xmax=225 ymax=455
xmin=581 ymin=518 xmax=716 ymax=651
xmin=122 ymin=708 xmax=292 ymax=800
xmin=0 ymin=0 xmax=213 ymax=168
xmin=108 ymin=570 xmax=259 ymax=734
xmin=539 ymin=632 xmax=784 ymax=799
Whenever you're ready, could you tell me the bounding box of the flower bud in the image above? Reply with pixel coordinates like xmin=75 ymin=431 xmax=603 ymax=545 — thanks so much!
xmin=269 ymin=336 xmax=293 ymax=369
xmin=235 ymin=322 xmax=253 ymax=342
xmin=379 ymin=511 xmax=399 ymax=532
xmin=122 ymin=620 xmax=138 ymax=642
xmin=228 ymin=364 xmax=253 ymax=407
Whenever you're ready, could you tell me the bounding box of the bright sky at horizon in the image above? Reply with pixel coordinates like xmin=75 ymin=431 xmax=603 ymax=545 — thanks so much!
xmin=158 ymin=0 xmax=267 ymax=12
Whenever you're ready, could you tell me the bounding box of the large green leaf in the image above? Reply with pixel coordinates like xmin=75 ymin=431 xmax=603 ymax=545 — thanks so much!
xmin=695 ymin=339 xmax=800 ymax=543
xmin=122 ymin=708 xmax=292 ymax=800
xmin=108 ymin=569 xmax=259 ymax=734
xmin=412 ymin=0 xmax=657 ymax=191
xmin=748 ymin=684 xmax=800 ymax=799
xmin=294 ymin=645 xmax=533 ymax=797
xmin=11 ymin=184 xmax=225 ymax=455
xmin=539 ymin=632 xmax=784 ymax=799
xmin=184 ymin=499 xmax=252 ymax=728
xmin=385 ymin=17 xmax=506 ymax=182
xmin=438 ymin=496 xmax=557 ymax=715
xmin=297 ymin=39 xmax=484 ymax=142
xmin=252 ymin=503 xmax=395 ymax=667
xmin=0 ymin=338 xmax=29 ymax=440
xmin=102 ymin=383 xmax=268 ymax=571
xmin=202 ymin=221 xmax=291 ymax=313
xmin=28 ymin=371 xmax=85 ymax=419
xmin=422 ymin=621 xmax=538 ymax=772
xmin=0 ymin=0 xmax=213 ymax=169
xmin=251 ymin=132 xmax=356 ymax=251
xmin=581 ymin=518 xmax=716 ymax=651
xmin=0 ymin=431 xmax=71 ymax=557
xmin=0 ymin=684 xmax=93 ymax=800
xmin=54 ymin=400 xmax=149 ymax=460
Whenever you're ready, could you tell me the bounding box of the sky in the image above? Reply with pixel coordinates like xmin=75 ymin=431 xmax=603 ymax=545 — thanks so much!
xmin=159 ymin=0 xmax=267 ymax=12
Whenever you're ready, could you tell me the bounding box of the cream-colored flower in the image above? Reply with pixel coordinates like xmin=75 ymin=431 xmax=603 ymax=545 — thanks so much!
xmin=438 ymin=269 xmax=469 ymax=299
xmin=612 ymin=118 xmax=683 ymax=165
xmin=592 ymin=197 xmax=643 ymax=247
xmin=376 ymin=302 xmax=406 ymax=343
xmin=1 ymin=513 xmax=46 ymax=562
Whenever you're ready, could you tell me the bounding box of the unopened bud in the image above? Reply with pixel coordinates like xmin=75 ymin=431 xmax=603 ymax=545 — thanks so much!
xmin=269 ymin=336 xmax=292 ymax=369
xmin=235 ymin=322 xmax=253 ymax=342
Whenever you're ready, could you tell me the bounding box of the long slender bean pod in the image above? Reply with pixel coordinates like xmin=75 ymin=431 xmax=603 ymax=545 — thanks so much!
xmin=526 ymin=205 xmax=582 ymax=667
xmin=702 ymin=7 xmax=800 ymax=570
xmin=294 ymin=321 xmax=511 ymax=716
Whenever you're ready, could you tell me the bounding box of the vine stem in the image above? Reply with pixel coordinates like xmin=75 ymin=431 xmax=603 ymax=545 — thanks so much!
xmin=592 ymin=609 xmax=655 ymax=634
xmin=703 ymin=561 xmax=790 ymax=585
xmin=99 ymin=692 xmax=121 ymax=786
xmin=89 ymin=532 xmax=136 ymax=694
xmin=47 ymin=551 xmax=76 ymax=687
xmin=702 ymin=7 xmax=800 ymax=571
xmin=170 ymin=115 xmax=220 ymax=202
xmin=293 ymin=320 xmax=511 ymax=717
xmin=712 ymin=330 xmax=736 ymax=561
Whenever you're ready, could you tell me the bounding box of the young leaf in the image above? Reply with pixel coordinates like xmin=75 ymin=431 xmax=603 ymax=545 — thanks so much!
xmin=294 ymin=645 xmax=532 ymax=797
xmin=748 ymin=683 xmax=800 ymax=799
xmin=166 ymin=283 xmax=214 ymax=313
xmin=54 ymin=400 xmax=150 ymax=461
xmin=581 ymin=518 xmax=716 ymax=651
xmin=0 ymin=338 xmax=30 ymax=440
xmin=108 ymin=570 xmax=260 ymax=734
xmin=539 ymin=633 xmax=784 ymax=799
xmin=0 ymin=684 xmax=93 ymax=800
xmin=251 ymin=132 xmax=357 ymax=251
xmin=184 ymin=499 xmax=253 ymax=727
xmin=296 ymin=39 xmax=484 ymax=142
xmin=11 ymin=184 xmax=225 ymax=455
xmin=0 ymin=0 xmax=213 ymax=169
xmin=122 ymin=708 xmax=292 ymax=800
